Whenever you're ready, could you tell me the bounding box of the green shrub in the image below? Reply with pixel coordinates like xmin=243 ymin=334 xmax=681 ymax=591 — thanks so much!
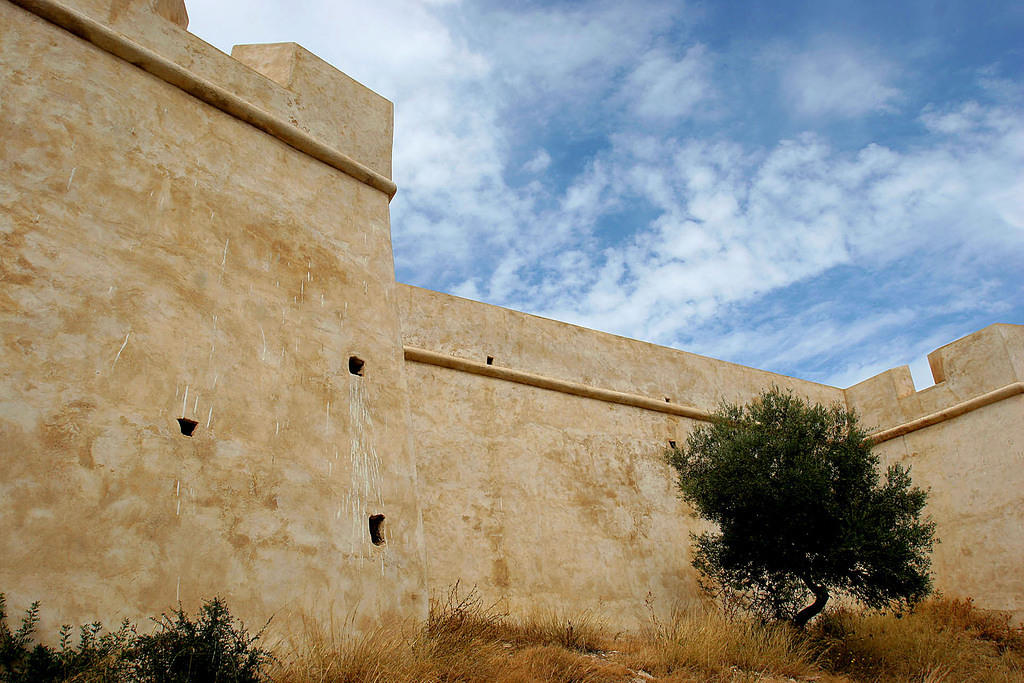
xmin=1 ymin=594 xmax=133 ymax=682
xmin=0 ymin=593 xmax=271 ymax=682
xmin=131 ymin=597 xmax=272 ymax=683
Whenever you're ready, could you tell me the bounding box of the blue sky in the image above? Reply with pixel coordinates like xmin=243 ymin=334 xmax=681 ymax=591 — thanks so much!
xmin=185 ymin=0 xmax=1024 ymax=389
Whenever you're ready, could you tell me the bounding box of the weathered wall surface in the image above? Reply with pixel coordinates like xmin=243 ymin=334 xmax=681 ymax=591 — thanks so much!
xmin=846 ymin=325 xmax=1024 ymax=619
xmin=0 ymin=0 xmax=425 ymax=635
xmin=1 ymin=0 xmax=1020 ymax=637
xmin=402 ymin=286 xmax=1023 ymax=623
xmin=399 ymin=285 xmax=848 ymax=626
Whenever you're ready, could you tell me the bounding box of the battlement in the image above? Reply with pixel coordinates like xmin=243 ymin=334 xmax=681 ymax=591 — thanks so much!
xmin=845 ymin=324 xmax=1024 ymax=433
xmin=399 ymin=284 xmax=845 ymax=414
xmin=11 ymin=0 xmax=394 ymax=192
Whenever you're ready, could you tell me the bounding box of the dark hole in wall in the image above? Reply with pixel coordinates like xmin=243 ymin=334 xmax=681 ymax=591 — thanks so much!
xmin=177 ymin=418 xmax=198 ymax=437
xmin=665 ymin=397 xmax=671 ymax=403
xmin=349 ymin=356 xmax=365 ymax=376
xmin=486 ymin=356 xmax=494 ymax=365
xmin=369 ymin=514 xmax=386 ymax=546
xmin=668 ymin=440 xmax=677 ymax=449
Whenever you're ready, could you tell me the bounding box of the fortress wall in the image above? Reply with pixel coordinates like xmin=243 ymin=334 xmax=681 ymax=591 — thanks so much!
xmin=403 ymin=285 xmax=1024 ymax=623
xmin=400 ymin=285 xmax=845 ymax=412
xmin=0 ymin=0 xmax=426 ymax=635
xmin=871 ymin=396 xmax=1024 ymax=620
xmin=846 ymin=324 xmax=1024 ymax=620
xmin=399 ymin=285 xmax=846 ymax=625
xmin=2 ymin=0 xmax=1020 ymax=636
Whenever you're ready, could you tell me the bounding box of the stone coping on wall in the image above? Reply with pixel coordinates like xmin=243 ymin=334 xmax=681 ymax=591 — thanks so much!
xmin=397 ymin=284 xmax=847 ymax=415
xmin=9 ymin=0 xmax=397 ymax=196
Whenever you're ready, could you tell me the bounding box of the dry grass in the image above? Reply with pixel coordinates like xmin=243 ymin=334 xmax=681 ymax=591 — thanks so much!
xmin=269 ymin=590 xmax=1024 ymax=683
xmin=622 ymin=600 xmax=823 ymax=681
xmin=269 ymin=585 xmax=618 ymax=683
xmin=811 ymin=596 xmax=1024 ymax=682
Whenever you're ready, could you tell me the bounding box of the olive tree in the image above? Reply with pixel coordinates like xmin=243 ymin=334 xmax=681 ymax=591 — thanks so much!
xmin=666 ymin=387 xmax=935 ymax=627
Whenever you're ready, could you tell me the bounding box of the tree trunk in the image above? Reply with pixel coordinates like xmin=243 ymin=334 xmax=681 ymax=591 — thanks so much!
xmin=793 ymin=578 xmax=829 ymax=628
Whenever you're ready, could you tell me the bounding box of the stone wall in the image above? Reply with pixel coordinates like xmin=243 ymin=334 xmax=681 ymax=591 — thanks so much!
xmin=0 ymin=0 xmax=425 ymax=636
xmin=402 ymin=282 xmax=1023 ymax=622
xmin=1 ymin=0 xmax=1020 ymax=637
xmin=846 ymin=324 xmax=1024 ymax=619
xmin=399 ymin=285 xmax=848 ymax=627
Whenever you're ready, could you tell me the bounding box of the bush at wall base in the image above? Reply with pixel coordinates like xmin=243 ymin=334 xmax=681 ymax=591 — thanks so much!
xmin=0 ymin=593 xmax=272 ymax=682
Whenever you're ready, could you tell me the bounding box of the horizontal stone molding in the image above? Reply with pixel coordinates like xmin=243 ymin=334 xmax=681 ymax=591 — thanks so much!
xmin=10 ymin=0 xmax=398 ymax=199
xmin=403 ymin=346 xmax=713 ymax=421
xmin=404 ymin=346 xmax=1024 ymax=446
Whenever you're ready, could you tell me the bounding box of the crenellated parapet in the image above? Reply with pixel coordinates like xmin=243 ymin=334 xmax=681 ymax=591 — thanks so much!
xmin=9 ymin=0 xmax=395 ymax=195
xmin=846 ymin=324 xmax=1023 ymax=439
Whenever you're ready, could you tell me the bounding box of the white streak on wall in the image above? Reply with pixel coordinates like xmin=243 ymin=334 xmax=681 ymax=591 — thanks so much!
xmin=193 ymin=394 xmax=199 ymax=413
xmin=221 ymin=238 xmax=229 ymax=266
xmin=176 ymin=577 xmax=180 ymax=603
xmin=259 ymin=326 xmax=267 ymax=361
xmin=66 ymin=166 xmax=76 ymax=190
xmin=182 ymin=385 xmax=189 ymax=416
xmin=111 ymin=331 xmax=130 ymax=370
xmin=348 ymin=378 xmax=386 ymax=555
xmin=206 ymin=406 xmax=213 ymax=428
xmin=176 ymin=480 xmax=180 ymax=497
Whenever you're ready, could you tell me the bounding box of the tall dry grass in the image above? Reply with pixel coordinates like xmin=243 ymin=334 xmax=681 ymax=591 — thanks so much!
xmin=811 ymin=596 xmax=1024 ymax=682
xmin=621 ymin=598 xmax=822 ymax=682
xmin=269 ymin=589 xmax=1023 ymax=683
xmin=269 ymin=585 xmax=625 ymax=683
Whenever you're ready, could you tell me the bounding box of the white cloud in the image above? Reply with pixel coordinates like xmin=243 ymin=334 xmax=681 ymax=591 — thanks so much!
xmin=624 ymin=44 xmax=715 ymax=121
xmin=523 ymin=149 xmax=552 ymax=174
xmin=773 ymin=41 xmax=901 ymax=118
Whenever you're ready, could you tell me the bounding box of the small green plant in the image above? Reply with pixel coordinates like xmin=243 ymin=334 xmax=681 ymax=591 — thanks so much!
xmin=1 ymin=593 xmax=134 ymax=682
xmin=0 ymin=593 xmax=272 ymax=683
xmin=132 ymin=597 xmax=273 ymax=683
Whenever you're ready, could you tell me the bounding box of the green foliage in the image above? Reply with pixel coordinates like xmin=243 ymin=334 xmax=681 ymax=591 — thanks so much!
xmin=132 ymin=597 xmax=272 ymax=683
xmin=666 ymin=386 xmax=936 ymax=626
xmin=1 ymin=594 xmax=133 ymax=682
xmin=0 ymin=594 xmax=271 ymax=682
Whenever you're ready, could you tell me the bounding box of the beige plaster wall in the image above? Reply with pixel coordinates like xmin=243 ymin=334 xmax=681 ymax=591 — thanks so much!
xmin=2 ymin=0 xmax=1020 ymax=638
xmin=402 ymin=287 xmax=1023 ymax=623
xmin=0 ymin=0 xmax=425 ymax=635
xmin=399 ymin=285 xmax=849 ymax=626
xmin=400 ymin=285 xmax=845 ymax=413
xmin=846 ymin=324 xmax=1024 ymax=620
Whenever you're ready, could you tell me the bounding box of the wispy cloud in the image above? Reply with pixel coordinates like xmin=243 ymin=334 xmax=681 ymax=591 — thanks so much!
xmin=770 ymin=40 xmax=902 ymax=118
xmin=623 ymin=44 xmax=716 ymax=121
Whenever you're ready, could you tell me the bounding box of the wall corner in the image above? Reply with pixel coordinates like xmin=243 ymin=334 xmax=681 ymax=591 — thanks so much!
xmin=231 ymin=42 xmax=394 ymax=179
